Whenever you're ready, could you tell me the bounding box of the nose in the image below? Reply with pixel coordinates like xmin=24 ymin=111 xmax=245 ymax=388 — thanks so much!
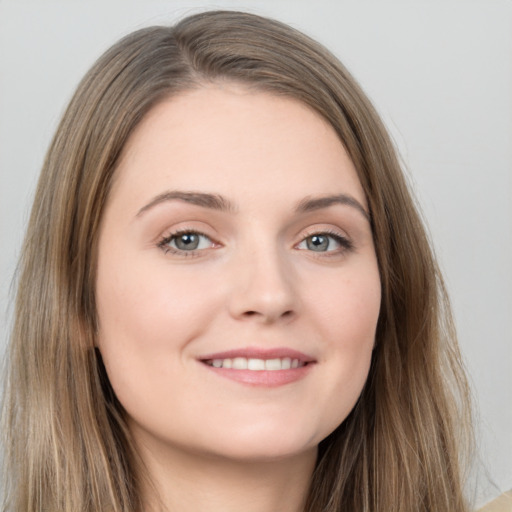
xmin=227 ymin=245 xmax=298 ymax=324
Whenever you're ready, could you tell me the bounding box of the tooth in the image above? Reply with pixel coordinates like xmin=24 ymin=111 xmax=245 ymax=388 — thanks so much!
xmin=248 ymin=358 xmax=265 ymax=370
xmin=265 ymin=358 xmax=282 ymax=371
xmin=208 ymin=356 xmax=304 ymax=371
xmin=232 ymin=357 xmax=248 ymax=370
xmin=281 ymin=357 xmax=291 ymax=370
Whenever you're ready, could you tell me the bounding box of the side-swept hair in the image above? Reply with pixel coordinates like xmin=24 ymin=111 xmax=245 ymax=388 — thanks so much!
xmin=1 ymin=10 xmax=472 ymax=511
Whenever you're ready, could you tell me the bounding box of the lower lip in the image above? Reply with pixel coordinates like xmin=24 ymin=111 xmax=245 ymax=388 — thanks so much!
xmin=202 ymin=363 xmax=314 ymax=387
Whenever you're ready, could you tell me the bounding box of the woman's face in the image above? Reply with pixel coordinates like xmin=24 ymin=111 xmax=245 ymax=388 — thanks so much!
xmin=96 ymin=85 xmax=381 ymax=464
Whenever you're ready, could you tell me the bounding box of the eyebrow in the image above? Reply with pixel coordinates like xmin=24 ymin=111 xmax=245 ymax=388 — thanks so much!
xmin=136 ymin=191 xmax=236 ymax=217
xmin=295 ymin=194 xmax=370 ymax=222
xmin=136 ymin=190 xmax=370 ymax=222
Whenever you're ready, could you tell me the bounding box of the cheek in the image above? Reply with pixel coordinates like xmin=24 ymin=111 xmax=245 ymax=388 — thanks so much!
xmin=94 ymin=254 xmax=222 ymax=402
xmin=302 ymin=263 xmax=380 ymax=432
xmin=329 ymin=269 xmax=380 ymax=373
xmin=96 ymin=254 xmax=220 ymax=347
xmin=310 ymin=262 xmax=381 ymax=349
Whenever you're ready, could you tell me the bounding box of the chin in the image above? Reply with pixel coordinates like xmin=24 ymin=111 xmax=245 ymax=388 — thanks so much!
xmin=192 ymin=421 xmax=326 ymax=463
xmin=205 ymin=439 xmax=317 ymax=463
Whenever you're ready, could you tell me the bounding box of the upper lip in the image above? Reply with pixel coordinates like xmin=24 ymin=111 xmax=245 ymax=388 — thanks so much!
xmin=198 ymin=347 xmax=316 ymax=363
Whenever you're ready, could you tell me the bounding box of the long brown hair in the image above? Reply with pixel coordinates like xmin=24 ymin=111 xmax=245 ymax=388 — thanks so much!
xmin=1 ymin=10 xmax=473 ymax=511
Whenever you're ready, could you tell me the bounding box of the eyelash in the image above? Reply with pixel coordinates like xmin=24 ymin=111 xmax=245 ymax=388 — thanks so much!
xmin=298 ymin=229 xmax=353 ymax=254
xmin=157 ymin=229 xmax=215 ymax=257
xmin=157 ymin=228 xmax=353 ymax=257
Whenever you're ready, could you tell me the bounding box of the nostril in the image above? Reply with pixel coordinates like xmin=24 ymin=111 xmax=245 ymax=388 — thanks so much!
xmin=240 ymin=309 xmax=294 ymax=321
xmin=242 ymin=310 xmax=293 ymax=318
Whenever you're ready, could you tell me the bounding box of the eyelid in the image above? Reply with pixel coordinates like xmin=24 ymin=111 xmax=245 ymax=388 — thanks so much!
xmin=156 ymin=224 xmax=354 ymax=258
xmin=157 ymin=228 xmax=220 ymax=257
xmin=295 ymin=228 xmax=354 ymax=254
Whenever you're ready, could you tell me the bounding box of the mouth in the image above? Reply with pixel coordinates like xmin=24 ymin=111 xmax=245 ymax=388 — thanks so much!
xmin=198 ymin=348 xmax=316 ymax=387
xmin=203 ymin=356 xmax=308 ymax=370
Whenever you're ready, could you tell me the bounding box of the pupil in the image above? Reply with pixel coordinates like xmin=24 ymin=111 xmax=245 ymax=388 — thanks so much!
xmin=176 ymin=233 xmax=199 ymax=250
xmin=308 ymin=235 xmax=328 ymax=251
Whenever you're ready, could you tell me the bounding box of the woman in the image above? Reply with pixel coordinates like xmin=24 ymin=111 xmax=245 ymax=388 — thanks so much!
xmin=1 ymin=10 xmax=473 ymax=512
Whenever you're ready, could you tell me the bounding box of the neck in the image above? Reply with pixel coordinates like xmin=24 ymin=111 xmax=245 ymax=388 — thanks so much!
xmin=137 ymin=442 xmax=317 ymax=512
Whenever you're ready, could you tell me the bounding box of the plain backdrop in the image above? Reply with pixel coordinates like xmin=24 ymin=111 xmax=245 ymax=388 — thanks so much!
xmin=0 ymin=0 xmax=511 ymax=507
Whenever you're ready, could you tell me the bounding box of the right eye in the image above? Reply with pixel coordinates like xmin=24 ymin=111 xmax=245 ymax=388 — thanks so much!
xmin=158 ymin=230 xmax=216 ymax=254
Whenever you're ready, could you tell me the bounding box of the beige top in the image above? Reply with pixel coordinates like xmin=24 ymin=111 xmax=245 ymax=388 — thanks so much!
xmin=478 ymin=491 xmax=512 ymax=512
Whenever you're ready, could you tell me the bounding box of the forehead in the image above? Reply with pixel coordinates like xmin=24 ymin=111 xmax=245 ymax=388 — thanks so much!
xmin=111 ymin=84 xmax=366 ymax=212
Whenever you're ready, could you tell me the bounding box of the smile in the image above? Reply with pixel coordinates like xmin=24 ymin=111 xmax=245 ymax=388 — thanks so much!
xmin=198 ymin=348 xmax=316 ymax=387
xmin=204 ymin=357 xmax=306 ymax=370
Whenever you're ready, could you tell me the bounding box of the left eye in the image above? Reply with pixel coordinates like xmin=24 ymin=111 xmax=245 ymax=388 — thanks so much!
xmin=163 ymin=232 xmax=214 ymax=251
xmin=297 ymin=233 xmax=348 ymax=252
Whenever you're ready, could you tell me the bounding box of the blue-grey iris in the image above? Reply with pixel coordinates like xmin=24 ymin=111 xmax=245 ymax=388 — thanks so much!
xmin=307 ymin=235 xmax=329 ymax=251
xmin=175 ymin=233 xmax=200 ymax=250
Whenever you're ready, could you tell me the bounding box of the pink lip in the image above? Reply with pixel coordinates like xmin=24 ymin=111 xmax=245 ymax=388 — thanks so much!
xmin=197 ymin=347 xmax=316 ymax=388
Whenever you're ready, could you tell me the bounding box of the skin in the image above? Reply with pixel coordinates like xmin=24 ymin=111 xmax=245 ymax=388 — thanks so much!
xmin=96 ymin=84 xmax=381 ymax=512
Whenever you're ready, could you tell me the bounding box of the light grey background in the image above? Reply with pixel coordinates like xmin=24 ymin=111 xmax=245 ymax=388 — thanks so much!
xmin=1 ymin=0 xmax=510 ymax=507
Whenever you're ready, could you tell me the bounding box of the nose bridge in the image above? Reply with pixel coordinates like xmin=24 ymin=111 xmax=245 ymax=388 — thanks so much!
xmin=228 ymin=235 xmax=297 ymax=322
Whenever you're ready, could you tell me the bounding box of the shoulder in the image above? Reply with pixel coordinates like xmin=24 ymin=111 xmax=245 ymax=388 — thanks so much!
xmin=478 ymin=491 xmax=512 ymax=512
